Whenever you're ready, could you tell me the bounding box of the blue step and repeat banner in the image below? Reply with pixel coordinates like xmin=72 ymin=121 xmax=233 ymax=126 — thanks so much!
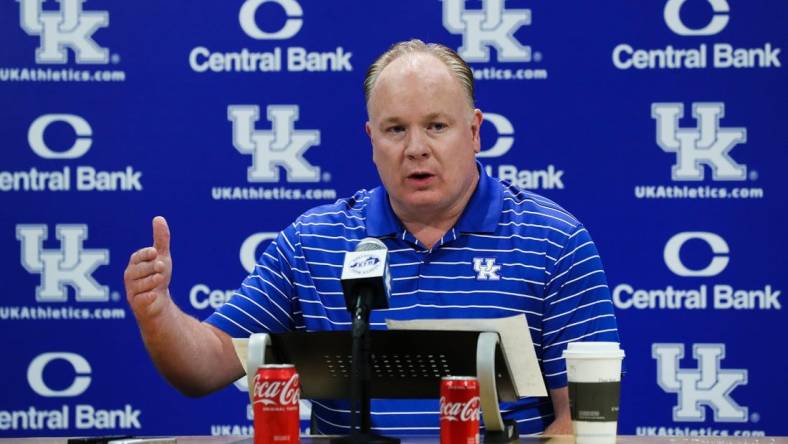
xmin=1 ymin=0 xmax=785 ymax=439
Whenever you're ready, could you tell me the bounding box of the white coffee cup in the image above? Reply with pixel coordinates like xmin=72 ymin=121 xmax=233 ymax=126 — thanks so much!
xmin=562 ymin=342 xmax=625 ymax=444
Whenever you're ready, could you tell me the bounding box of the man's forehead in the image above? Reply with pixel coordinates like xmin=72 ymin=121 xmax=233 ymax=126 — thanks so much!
xmin=372 ymin=53 xmax=457 ymax=96
xmin=368 ymin=53 xmax=466 ymax=118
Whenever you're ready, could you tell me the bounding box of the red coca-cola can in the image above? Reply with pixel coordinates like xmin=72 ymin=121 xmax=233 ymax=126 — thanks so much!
xmin=253 ymin=364 xmax=300 ymax=444
xmin=440 ymin=376 xmax=481 ymax=444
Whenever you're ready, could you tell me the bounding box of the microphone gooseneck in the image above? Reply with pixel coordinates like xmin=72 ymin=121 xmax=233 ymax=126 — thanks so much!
xmin=338 ymin=237 xmax=396 ymax=442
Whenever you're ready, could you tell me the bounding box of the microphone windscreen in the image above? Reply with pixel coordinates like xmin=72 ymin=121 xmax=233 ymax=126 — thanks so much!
xmin=355 ymin=237 xmax=387 ymax=252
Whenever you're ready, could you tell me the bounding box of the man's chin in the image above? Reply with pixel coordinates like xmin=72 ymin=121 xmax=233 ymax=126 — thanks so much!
xmin=399 ymin=195 xmax=443 ymax=212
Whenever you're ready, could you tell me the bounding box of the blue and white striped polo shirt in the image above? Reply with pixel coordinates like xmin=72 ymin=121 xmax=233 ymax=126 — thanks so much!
xmin=206 ymin=163 xmax=619 ymax=436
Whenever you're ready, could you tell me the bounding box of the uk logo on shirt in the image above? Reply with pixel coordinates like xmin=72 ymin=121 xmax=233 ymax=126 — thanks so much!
xmin=473 ymin=257 xmax=501 ymax=280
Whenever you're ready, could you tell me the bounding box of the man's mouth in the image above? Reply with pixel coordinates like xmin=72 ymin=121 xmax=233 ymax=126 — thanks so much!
xmin=406 ymin=171 xmax=436 ymax=188
xmin=408 ymin=172 xmax=434 ymax=180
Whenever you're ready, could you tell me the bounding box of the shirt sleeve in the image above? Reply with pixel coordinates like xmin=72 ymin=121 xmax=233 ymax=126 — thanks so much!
xmin=540 ymin=224 xmax=620 ymax=389
xmin=204 ymin=224 xmax=299 ymax=338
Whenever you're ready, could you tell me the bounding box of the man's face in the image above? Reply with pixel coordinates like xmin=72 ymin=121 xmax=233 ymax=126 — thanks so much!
xmin=366 ymin=53 xmax=483 ymax=220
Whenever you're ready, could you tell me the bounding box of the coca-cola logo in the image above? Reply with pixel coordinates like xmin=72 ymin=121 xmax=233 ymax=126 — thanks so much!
xmin=253 ymin=373 xmax=300 ymax=406
xmin=440 ymin=396 xmax=481 ymax=422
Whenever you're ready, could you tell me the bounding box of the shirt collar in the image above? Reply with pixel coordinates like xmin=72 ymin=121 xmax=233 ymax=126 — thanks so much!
xmin=365 ymin=161 xmax=502 ymax=237
xmin=365 ymin=186 xmax=401 ymax=237
xmin=455 ymin=160 xmax=503 ymax=233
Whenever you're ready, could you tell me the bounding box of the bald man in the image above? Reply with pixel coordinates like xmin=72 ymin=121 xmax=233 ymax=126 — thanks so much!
xmin=125 ymin=40 xmax=619 ymax=436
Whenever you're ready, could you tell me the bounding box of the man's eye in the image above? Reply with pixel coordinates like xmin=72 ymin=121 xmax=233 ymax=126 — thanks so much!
xmin=429 ymin=122 xmax=448 ymax=131
xmin=387 ymin=126 xmax=405 ymax=133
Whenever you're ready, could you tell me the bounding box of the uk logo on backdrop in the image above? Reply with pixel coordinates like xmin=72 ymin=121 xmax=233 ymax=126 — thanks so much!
xmin=1 ymin=0 xmax=126 ymax=82
xmin=441 ymin=0 xmax=547 ymax=81
xmin=0 ymin=224 xmax=126 ymax=322
xmin=18 ymin=0 xmax=109 ymax=64
xmin=188 ymin=0 xmax=353 ymax=74
xmin=653 ymin=102 xmax=747 ymax=181
xmin=653 ymin=343 xmax=748 ymax=423
xmin=229 ymin=105 xmax=321 ymax=183
xmin=16 ymin=224 xmax=109 ymax=302
xmin=631 ymin=343 xmax=766 ymax=436
xmin=612 ymin=0 xmax=781 ymax=70
xmin=442 ymin=0 xmax=531 ymax=63
xmin=211 ymin=105 xmax=336 ymax=201
xmin=612 ymin=231 xmax=781 ymax=311
xmin=477 ymin=112 xmax=565 ymax=190
xmin=633 ymin=102 xmax=764 ymax=200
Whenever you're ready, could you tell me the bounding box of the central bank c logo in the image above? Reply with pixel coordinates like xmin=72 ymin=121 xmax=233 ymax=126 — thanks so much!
xmin=240 ymin=232 xmax=278 ymax=273
xmin=239 ymin=0 xmax=303 ymax=40
xmin=28 ymin=114 xmax=93 ymax=159
xmin=664 ymin=232 xmax=729 ymax=277
xmin=664 ymin=0 xmax=730 ymax=36
xmin=28 ymin=352 xmax=92 ymax=397
xmin=476 ymin=113 xmax=514 ymax=158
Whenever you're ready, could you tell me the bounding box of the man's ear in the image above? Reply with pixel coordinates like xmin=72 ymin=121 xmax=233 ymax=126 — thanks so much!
xmin=471 ymin=109 xmax=483 ymax=154
xmin=365 ymin=121 xmax=372 ymax=138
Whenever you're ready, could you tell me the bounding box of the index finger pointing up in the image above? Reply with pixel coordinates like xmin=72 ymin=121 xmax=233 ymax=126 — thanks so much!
xmin=152 ymin=216 xmax=170 ymax=256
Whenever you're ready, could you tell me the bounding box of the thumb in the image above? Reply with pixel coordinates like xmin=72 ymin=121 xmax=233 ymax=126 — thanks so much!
xmin=152 ymin=216 xmax=171 ymax=256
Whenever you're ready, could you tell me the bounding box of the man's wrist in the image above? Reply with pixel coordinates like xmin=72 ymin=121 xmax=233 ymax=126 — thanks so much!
xmin=137 ymin=291 xmax=180 ymax=341
xmin=544 ymin=414 xmax=573 ymax=435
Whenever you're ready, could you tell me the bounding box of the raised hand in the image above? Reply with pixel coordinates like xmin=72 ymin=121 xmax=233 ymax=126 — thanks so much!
xmin=124 ymin=216 xmax=174 ymax=319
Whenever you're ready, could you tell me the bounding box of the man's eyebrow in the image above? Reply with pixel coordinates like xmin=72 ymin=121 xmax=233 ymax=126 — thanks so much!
xmin=378 ymin=113 xmax=453 ymax=125
xmin=379 ymin=116 xmax=403 ymax=125
xmin=424 ymin=112 xmax=455 ymax=123
xmin=424 ymin=112 xmax=453 ymax=121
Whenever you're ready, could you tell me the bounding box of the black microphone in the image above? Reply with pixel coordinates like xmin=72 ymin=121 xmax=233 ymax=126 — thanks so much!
xmin=340 ymin=238 xmax=393 ymax=437
xmin=340 ymin=237 xmax=391 ymax=313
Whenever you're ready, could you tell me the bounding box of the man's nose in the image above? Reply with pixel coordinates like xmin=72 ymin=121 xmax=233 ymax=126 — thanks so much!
xmin=404 ymin=129 xmax=430 ymax=159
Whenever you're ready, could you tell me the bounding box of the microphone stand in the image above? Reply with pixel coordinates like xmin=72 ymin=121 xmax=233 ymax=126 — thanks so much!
xmin=333 ymin=288 xmax=399 ymax=444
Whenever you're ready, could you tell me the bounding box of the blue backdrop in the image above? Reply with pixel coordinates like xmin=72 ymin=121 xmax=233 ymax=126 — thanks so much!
xmin=1 ymin=0 xmax=785 ymax=438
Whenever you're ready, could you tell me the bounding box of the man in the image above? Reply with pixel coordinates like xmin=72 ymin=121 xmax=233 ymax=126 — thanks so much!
xmin=124 ymin=40 xmax=619 ymax=436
